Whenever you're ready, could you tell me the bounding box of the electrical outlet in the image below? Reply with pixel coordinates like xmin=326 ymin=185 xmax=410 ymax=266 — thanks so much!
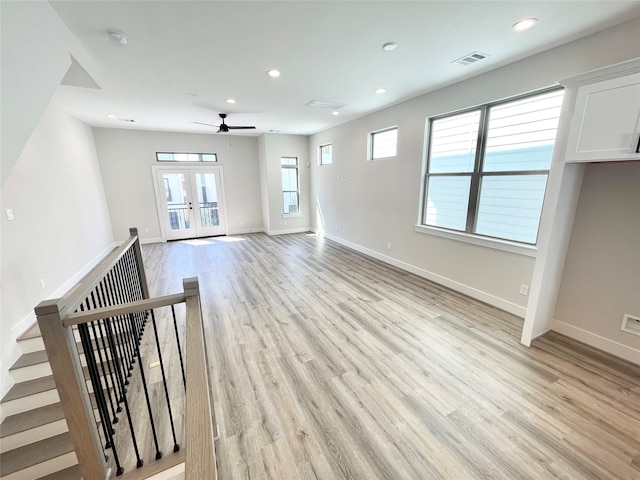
xmin=387 ymin=242 xmax=392 ymax=250
xmin=621 ymin=314 xmax=640 ymax=337
xmin=519 ymin=284 xmax=529 ymax=296
xmin=39 ymin=279 xmax=46 ymax=289
xmin=144 ymin=227 xmax=149 ymax=234
xmin=5 ymin=209 xmax=14 ymax=221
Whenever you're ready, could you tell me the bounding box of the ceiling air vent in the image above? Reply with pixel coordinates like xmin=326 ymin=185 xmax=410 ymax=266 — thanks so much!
xmin=306 ymin=99 xmax=346 ymax=110
xmin=453 ymin=51 xmax=489 ymax=66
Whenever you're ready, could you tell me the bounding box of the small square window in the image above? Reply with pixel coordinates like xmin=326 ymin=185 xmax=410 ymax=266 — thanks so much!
xmin=319 ymin=144 xmax=332 ymax=165
xmin=369 ymin=127 xmax=397 ymax=160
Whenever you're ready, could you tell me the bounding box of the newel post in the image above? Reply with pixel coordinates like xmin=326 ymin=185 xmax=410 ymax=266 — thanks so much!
xmin=130 ymin=227 xmax=150 ymax=299
xmin=183 ymin=277 xmax=218 ymax=479
xmin=35 ymin=299 xmax=108 ymax=479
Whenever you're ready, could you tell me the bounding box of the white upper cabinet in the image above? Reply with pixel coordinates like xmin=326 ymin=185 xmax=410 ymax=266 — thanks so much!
xmin=563 ymin=59 xmax=640 ymax=163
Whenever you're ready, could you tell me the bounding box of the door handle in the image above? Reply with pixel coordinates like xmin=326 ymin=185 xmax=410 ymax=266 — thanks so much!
xmin=188 ymin=202 xmax=193 ymax=210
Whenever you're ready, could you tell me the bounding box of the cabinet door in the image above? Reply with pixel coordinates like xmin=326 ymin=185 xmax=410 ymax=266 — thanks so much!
xmin=565 ymin=73 xmax=640 ymax=163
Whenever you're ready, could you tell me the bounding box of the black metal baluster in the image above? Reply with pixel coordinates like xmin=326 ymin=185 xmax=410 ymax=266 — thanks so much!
xmin=129 ymin=310 xmax=163 ymax=460
xmin=103 ymin=314 xmax=142 ymax=471
xmin=89 ymin=317 xmax=119 ymax=424
xmin=78 ymin=323 xmax=124 ymax=476
xmin=106 ymin=273 xmax=132 ymax=391
xmin=97 ymin=281 xmax=124 ymax=409
xmin=126 ymin=248 xmax=147 ymax=341
xmin=149 ymin=309 xmax=180 ymax=453
xmin=114 ymin=259 xmax=137 ymax=371
xmin=115 ymin=260 xmax=137 ymax=375
xmin=170 ymin=305 xmax=186 ymax=391
xmin=88 ymin=292 xmax=119 ymax=425
xmin=92 ymin=288 xmax=122 ymax=421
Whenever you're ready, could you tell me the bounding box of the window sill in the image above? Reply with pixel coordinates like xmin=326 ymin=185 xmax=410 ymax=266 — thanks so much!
xmin=414 ymin=224 xmax=537 ymax=258
xmin=283 ymin=213 xmax=302 ymax=218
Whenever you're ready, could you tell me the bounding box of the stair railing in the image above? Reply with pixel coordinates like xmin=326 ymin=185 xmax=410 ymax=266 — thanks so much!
xmin=35 ymin=228 xmax=217 ymax=479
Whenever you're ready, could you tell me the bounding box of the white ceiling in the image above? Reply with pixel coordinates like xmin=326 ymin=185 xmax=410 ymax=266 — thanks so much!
xmin=51 ymin=0 xmax=640 ymax=137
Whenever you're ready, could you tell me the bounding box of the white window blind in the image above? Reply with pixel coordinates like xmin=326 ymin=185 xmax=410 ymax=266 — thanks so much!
xmin=422 ymin=89 xmax=564 ymax=244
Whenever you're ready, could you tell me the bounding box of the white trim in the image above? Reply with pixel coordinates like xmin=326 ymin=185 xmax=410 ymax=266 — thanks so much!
xmin=139 ymin=236 xmax=164 ymax=245
xmin=550 ymin=318 xmax=640 ymax=365
xmin=561 ymin=57 xmax=640 ymax=87
xmin=227 ymin=227 xmax=265 ymax=235
xmin=266 ymin=227 xmax=312 ymax=236
xmin=414 ymin=225 xmax=538 ymax=258
xmin=282 ymin=213 xmax=302 ymax=218
xmin=324 ymin=233 xmax=526 ymax=318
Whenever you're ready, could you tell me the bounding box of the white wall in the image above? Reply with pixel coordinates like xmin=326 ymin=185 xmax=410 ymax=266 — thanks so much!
xmin=553 ymin=162 xmax=640 ymax=357
xmin=259 ymin=134 xmax=311 ymax=234
xmin=309 ymin=18 xmax=640 ymax=318
xmin=0 ymin=94 xmax=114 ymax=405
xmin=92 ymin=129 xmax=263 ymax=242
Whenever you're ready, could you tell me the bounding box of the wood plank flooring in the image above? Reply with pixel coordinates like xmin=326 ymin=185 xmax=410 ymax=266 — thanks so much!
xmin=138 ymin=232 xmax=640 ymax=480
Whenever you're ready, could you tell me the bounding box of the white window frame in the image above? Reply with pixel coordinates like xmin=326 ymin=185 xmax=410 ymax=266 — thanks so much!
xmin=416 ymin=88 xmax=564 ymax=255
xmin=281 ymin=156 xmax=300 ymax=217
xmin=368 ymin=126 xmax=398 ymax=160
xmin=156 ymin=152 xmax=217 ymax=162
xmin=319 ymin=143 xmax=333 ymax=165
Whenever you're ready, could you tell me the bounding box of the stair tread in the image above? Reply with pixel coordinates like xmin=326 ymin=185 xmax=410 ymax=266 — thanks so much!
xmin=1 ymin=375 xmax=57 ymax=402
xmin=0 ymin=432 xmax=74 ymax=477
xmin=18 ymin=323 xmax=41 ymax=341
xmin=37 ymin=464 xmax=81 ymax=480
xmin=10 ymin=350 xmax=50 ymax=370
xmin=0 ymin=402 xmax=65 ymax=438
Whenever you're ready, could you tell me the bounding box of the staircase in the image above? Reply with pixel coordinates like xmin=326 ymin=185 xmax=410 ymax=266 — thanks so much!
xmin=0 ymin=324 xmax=81 ymax=479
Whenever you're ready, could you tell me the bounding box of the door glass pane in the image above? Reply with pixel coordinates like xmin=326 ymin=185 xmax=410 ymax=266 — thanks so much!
xmin=196 ymin=173 xmax=219 ymax=227
xmin=163 ymin=173 xmax=190 ymax=230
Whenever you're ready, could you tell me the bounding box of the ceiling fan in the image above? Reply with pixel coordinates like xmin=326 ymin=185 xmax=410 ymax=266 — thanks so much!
xmin=193 ymin=113 xmax=256 ymax=133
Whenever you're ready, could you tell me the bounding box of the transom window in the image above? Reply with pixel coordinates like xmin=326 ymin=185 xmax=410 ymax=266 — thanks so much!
xmin=369 ymin=126 xmax=398 ymax=160
xmin=156 ymin=152 xmax=217 ymax=162
xmin=319 ymin=144 xmax=333 ymax=165
xmin=422 ymin=89 xmax=564 ymax=245
xmin=281 ymin=157 xmax=299 ymax=215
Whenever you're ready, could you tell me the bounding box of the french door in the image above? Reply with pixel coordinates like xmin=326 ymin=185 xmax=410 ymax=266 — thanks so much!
xmin=155 ymin=167 xmax=227 ymax=240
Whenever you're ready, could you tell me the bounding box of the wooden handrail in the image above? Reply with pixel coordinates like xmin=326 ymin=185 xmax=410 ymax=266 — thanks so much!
xmin=63 ymin=293 xmax=186 ymax=326
xmin=184 ymin=277 xmax=218 ymax=479
xmin=64 ymin=233 xmax=139 ymax=314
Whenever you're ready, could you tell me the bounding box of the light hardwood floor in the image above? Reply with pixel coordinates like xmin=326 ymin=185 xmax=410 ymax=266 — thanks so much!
xmin=138 ymin=232 xmax=640 ymax=480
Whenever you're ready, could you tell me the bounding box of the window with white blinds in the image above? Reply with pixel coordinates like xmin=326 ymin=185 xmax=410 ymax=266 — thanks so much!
xmin=422 ymin=89 xmax=564 ymax=244
xmin=369 ymin=126 xmax=398 ymax=159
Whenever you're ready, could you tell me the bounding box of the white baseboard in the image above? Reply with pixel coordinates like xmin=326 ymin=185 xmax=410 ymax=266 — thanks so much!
xmin=550 ymin=318 xmax=640 ymax=365
xmin=324 ymin=233 xmax=527 ymax=318
xmin=140 ymin=236 xmax=164 ymax=245
xmin=266 ymin=227 xmax=313 ymax=236
xmin=227 ymin=228 xmax=265 ymax=235
xmin=0 ymin=241 xmax=117 ymax=422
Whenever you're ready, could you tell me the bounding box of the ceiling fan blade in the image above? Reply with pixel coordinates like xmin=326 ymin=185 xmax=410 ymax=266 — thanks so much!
xmin=193 ymin=121 xmax=219 ymax=127
xmin=227 ymin=126 xmax=256 ymax=130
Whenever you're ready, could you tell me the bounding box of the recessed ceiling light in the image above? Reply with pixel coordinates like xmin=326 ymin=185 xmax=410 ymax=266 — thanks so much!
xmin=109 ymin=31 xmax=128 ymax=44
xmin=332 ymin=111 xmax=340 ymax=116
xmin=267 ymin=69 xmax=281 ymax=78
xmin=226 ymin=98 xmax=236 ymax=104
xmin=374 ymin=88 xmax=387 ymax=94
xmin=106 ymin=114 xmax=117 ymax=119
xmin=512 ymin=18 xmax=538 ymax=32
xmin=382 ymin=42 xmax=397 ymax=51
